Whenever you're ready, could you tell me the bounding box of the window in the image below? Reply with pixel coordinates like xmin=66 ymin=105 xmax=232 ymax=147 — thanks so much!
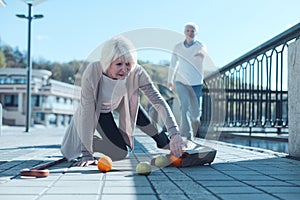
xmin=32 ymin=95 xmax=40 ymax=107
xmin=4 ymin=95 xmax=18 ymax=107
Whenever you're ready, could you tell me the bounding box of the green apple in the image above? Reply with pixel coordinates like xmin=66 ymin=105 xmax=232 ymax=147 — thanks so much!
xmin=154 ymin=155 xmax=169 ymax=168
xmin=136 ymin=162 xmax=152 ymax=176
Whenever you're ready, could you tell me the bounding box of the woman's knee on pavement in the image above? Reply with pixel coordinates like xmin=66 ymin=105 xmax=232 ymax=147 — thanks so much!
xmin=93 ymin=136 xmax=128 ymax=161
xmin=108 ymin=148 xmax=128 ymax=161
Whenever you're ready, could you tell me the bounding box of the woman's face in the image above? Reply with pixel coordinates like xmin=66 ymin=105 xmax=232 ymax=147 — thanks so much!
xmin=105 ymin=56 xmax=132 ymax=80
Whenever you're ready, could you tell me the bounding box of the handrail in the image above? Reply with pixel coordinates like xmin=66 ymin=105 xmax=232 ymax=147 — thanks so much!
xmin=205 ymin=22 xmax=300 ymax=80
xmin=199 ymin=22 xmax=300 ymax=136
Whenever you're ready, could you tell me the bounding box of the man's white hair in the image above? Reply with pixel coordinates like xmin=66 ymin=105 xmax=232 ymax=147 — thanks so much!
xmin=184 ymin=22 xmax=199 ymax=33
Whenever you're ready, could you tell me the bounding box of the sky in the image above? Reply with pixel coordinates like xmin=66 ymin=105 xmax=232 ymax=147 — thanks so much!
xmin=0 ymin=0 xmax=300 ymax=68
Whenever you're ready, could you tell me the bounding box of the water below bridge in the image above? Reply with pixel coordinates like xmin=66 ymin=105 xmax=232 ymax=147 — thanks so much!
xmin=217 ymin=133 xmax=289 ymax=154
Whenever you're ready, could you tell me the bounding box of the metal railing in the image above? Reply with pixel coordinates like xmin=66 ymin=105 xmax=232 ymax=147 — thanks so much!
xmin=201 ymin=22 xmax=300 ymax=135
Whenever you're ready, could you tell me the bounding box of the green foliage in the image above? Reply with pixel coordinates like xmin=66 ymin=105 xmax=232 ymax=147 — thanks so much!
xmin=0 ymin=43 xmax=83 ymax=84
xmin=138 ymin=61 xmax=172 ymax=107
xmin=138 ymin=61 xmax=169 ymax=85
xmin=0 ymin=44 xmax=170 ymax=87
xmin=0 ymin=50 xmax=6 ymax=68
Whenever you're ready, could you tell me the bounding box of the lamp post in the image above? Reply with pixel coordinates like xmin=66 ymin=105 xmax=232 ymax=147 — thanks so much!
xmin=16 ymin=2 xmax=43 ymax=132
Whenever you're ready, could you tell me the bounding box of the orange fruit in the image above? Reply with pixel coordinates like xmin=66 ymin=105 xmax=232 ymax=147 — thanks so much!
xmin=97 ymin=156 xmax=113 ymax=172
xmin=169 ymin=154 xmax=182 ymax=167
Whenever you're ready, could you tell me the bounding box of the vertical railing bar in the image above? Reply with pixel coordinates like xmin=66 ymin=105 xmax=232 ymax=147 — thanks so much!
xmin=251 ymin=62 xmax=255 ymax=126
xmin=233 ymin=70 xmax=236 ymax=126
xmin=242 ymin=66 xmax=246 ymax=126
xmin=225 ymin=75 xmax=229 ymax=126
xmin=263 ymin=54 xmax=268 ymax=127
xmin=260 ymin=56 xmax=263 ymax=126
xmin=275 ymin=49 xmax=279 ymax=126
xmin=213 ymin=79 xmax=217 ymax=126
xmin=268 ymin=51 xmax=273 ymax=127
xmin=230 ymin=70 xmax=234 ymax=126
xmin=280 ymin=44 xmax=287 ymax=127
xmin=237 ymin=68 xmax=241 ymax=126
xmin=256 ymin=58 xmax=260 ymax=126
xmin=248 ymin=63 xmax=251 ymax=126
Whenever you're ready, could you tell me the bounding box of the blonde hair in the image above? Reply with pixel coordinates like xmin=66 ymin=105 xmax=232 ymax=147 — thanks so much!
xmin=184 ymin=22 xmax=199 ymax=33
xmin=100 ymin=35 xmax=137 ymax=71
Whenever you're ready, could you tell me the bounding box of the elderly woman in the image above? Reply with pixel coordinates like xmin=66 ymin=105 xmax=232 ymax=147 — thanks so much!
xmin=61 ymin=35 xmax=185 ymax=166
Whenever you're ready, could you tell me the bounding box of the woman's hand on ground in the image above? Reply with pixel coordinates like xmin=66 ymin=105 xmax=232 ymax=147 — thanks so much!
xmin=73 ymin=156 xmax=98 ymax=167
xmin=170 ymin=134 xmax=186 ymax=157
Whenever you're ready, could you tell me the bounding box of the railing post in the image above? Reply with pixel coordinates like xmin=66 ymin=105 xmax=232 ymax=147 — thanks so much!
xmin=288 ymin=39 xmax=300 ymax=158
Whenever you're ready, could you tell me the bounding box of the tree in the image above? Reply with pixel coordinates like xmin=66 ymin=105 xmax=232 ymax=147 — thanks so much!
xmin=33 ymin=57 xmax=52 ymax=71
xmin=51 ymin=62 xmax=62 ymax=81
xmin=0 ymin=42 xmax=174 ymax=85
xmin=0 ymin=50 xmax=6 ymax=68
xmin=2 ymin=45 xmax=17 ymax=68
xmin=13 ymin=47 xmax=26 ymax=68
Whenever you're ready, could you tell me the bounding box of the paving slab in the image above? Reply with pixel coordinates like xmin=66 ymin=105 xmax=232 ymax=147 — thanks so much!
xmin=0 ymin=125 xmax=300 ymax=200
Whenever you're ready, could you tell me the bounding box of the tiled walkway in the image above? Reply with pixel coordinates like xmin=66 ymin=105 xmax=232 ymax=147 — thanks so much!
xmin=0 ymin=126 xmax=299 ymax=200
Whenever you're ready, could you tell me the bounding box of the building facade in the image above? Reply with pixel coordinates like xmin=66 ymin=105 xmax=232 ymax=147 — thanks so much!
xmin=0 ymin=68 xmax=81 ymax=126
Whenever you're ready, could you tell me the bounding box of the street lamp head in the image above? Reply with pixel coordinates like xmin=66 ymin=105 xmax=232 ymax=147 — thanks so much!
xmin=33 ymin=14 xmax=43 ymax=19
xmin=16 ymin=14 xmax=44 ymax=20
xmin=16 ymin=14 xmax=27 ymax=18
xmin=21 ymin=0 xmax=47 ymax=6
xmin=0 ymin=0 xmax=6 ymax=7
xmin=22 ymin=0 xmax=34 ymax=5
